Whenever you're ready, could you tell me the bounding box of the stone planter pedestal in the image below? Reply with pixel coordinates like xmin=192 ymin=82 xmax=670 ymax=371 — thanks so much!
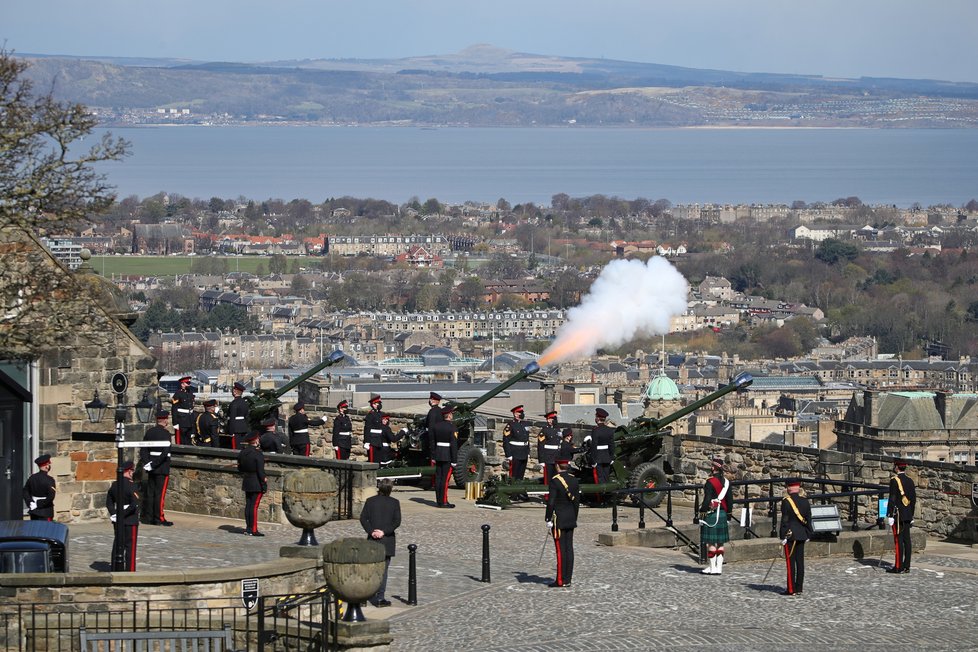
xmin=282 ymin=469 xmax=337 ymax=546
xmin=322 ymin=537 xmax=386 ymax=623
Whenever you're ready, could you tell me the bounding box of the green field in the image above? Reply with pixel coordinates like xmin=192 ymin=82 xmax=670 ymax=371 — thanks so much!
xmin=92 ymin=255 xmax=307 ymax=277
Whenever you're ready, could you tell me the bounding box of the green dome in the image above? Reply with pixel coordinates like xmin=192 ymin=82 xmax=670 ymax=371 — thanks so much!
xmin=645 ymin=374 xmax=681 ymax=401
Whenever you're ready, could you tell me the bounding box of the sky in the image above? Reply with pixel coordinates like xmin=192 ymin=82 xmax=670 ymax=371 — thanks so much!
xmin=4 ymin=0 xmax=977 ymax=83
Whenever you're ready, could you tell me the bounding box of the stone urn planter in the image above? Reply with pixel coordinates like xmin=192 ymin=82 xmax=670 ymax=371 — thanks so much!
xmin=322 ymin=538 xmax=386 ymax=622
xmin=282 ymin=469 xmax=337 ymax=546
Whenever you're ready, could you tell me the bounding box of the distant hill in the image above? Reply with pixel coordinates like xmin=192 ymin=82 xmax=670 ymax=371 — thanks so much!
xmin=19 ymin=45 xmax=978 ymax=128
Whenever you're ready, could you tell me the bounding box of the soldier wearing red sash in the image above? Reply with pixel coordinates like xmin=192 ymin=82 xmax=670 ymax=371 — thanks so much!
xmin=700 ymin=457 xmax=731 ymax=575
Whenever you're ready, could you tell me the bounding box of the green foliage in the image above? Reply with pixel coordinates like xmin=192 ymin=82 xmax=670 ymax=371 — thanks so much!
xmin=815 ymin=238 xmax=861 ymax=265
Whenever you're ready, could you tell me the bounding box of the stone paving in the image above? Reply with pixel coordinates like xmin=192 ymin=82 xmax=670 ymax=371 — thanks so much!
xmin=63 ymin=484 xmax=978 ymax=651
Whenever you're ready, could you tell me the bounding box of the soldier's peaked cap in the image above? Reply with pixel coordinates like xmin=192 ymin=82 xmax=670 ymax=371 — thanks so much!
xmin=441 ymin=406 xmax=456 ymax=416
xmin=35 ymin=454 xmax=51 ymax=466
xmin=369 ymin=394 xmax=382 ymax=404
xmin=120 ymin=460 xmax=135 ymax=472
xmin=595 ymin=407 xmax=609 ymax=419
xmin=381 ymin=413 xmax=390 ymax=421
xmin=895 ymin=459 xmax=908 ymax=470
xmin=233 ymin=381 xmax=246 ymax=392
xmin=203 ymin=399 xmax=217 ymax=407
xmin=785 ymin=480 xmax=801 ymax=488
xmin=179 ymin=376 xmax=192 ymax=383
xmin=511 ymin=405 xmax=524 ymax=414
xmin=261 ymin=415 xmax=277 ymax=427
xmin=337 ymin=399 xmax=349 ymax=409
xmin=429 ymin=391 xmax=442 ymax=401
xmin=156 ymin=409 xmax=170 ymax=419
xmin=245 ymin=432 xmax=260 ymax=442
xmin=293 ymin=402 xmax=305 ymax=412
xmin=545 ymin=411 xmax=558 ymax=419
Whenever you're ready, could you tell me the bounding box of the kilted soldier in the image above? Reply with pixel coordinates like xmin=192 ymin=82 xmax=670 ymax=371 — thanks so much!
xmin=546 ymin=460 xmax=580 ymax=588
xmin=378 ymin=414 xmax=404 ymax=465
xmin=288 ymin=402 xmax=325 ymax=456
xmin=363 ymin=394 xmax=384 ymax=463
xmin=225 ymin=381 xmax=250 ymax=449
xmin=332 ymin=400 xmax=353 ymax=460
xmin=107 ymin=460 xmax=140 ymax=571
xmin=431 ymin=406 xmax=459 ymax=508
xmin=700 ymin=458 xmax=731 ymax=575
xmin=139 ymin=409 xmax=174 ymax=526
xmin=779 ymin=480 xmax=812 ymax=595
xmin=170 ymin=376 xmax=196 ymax=446
xmin=23 ymin=454 xmax=56 ymax=520
xmin=503 ymin=405 xmax=530 ymax=481
xmin=538 ymin=411 xmax=561 ymax=487
xmin=195 ymin=399 xmax=220 ymax=447
xmin=887 ymin=459 xmax=916 ymax=574
xmin=238 ymin=432 xmax=267 ymax=536
xmin=585 ymin=408 xmax=615 ymax=484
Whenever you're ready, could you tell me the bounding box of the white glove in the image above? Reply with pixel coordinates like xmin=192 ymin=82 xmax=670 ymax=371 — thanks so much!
xmin=710 ymin=499 xmax=720 ymax=508
xmin=780 ymin=538 xmax=787 ymax=546
xmin=540 ymin=463 xmax=546 ymax=471
xmin=399 ymin=428 xmax=408 ymax=435
xmin=29 ymin=501 xmax=37 ymax=510
xmin=887 ymin=517 xmax=895 ymax=526
xmin=546 ymin=521 xmax=553 ymax=529
xmin=144 ymin=462 xmax=153 ymax=472
xmin=110 ymin=514 xmax=117 ymax=523
xmin=506 ymin=456 xmax=513 ymax=461
xmin=364 ymin=443 xmax=370 ymax=450
xmin=451 ymin=463 xmax=456 ymax=467
xmin=583 ymin=435 xmax=592 ymax=443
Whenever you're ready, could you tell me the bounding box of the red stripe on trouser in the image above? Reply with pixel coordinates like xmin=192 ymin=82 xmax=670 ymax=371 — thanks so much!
xmin=231 ymin=436 xmax=237 ymax=450
xmin=892 ymin=523 xmax=901 ymax=569
xmin=335 ymin=447 xmax=343 ymax=460
xmin=543 ymin=466 xmax=550 ymax=485
xmin=128 ymin=525 xmax=138 ymax=572
xmin=174 ymin=426 xmax=181 ymax=445
xmin=369 ymin=448 xmax=375 ymax=463
xmin=592 ymin=468 xmax=599 ymax=483
xmin=251 ymin=492 xmax=264 ymax=533
xmin=785 ymin=543 xmax=794 ymax=593
xmin=553 ymin=529 xmax=563 ymax=585
xmin=442 ymin=467 xmax=453 ymax=504
xmin=304 ymin=444 xmax=310 ymax=456
xmin=508 ymin=462 xmax=514 ymax=478
xmin=159 ymin=475 xmax=169 ymax=520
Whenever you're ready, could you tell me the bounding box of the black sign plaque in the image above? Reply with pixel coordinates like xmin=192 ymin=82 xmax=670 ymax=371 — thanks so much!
xmin=241 ymin=578 xmax=259 ymax=610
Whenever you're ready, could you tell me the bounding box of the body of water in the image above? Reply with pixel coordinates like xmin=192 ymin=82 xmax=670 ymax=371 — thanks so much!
xmin=91 ymin=126 xmax=978 ymax=207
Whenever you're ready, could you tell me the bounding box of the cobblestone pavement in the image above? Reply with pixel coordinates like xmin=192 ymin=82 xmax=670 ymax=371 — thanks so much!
xmin=64 ymin=485 xmax=978 ymax=651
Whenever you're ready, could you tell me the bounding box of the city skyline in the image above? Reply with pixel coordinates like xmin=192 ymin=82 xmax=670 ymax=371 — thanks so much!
xmin=4 ymin=0 xmax=978 ymax=83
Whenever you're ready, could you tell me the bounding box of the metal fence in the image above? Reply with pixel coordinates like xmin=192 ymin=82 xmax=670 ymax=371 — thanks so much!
xmin=0 ymin=588 xmax=338 ymax=652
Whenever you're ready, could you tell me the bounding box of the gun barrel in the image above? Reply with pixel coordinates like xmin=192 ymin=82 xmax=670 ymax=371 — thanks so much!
xmin=647 ymin=371 xmax=753 ymax=431
xmin=272 ymin=349 xmax=346 ymax=398
xmin=458 ymin=361 xmax=541 ymax=414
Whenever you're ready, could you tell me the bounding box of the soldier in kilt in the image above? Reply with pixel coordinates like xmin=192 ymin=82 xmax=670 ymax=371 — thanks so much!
xmin=699 ymin=458 xmax=731 ymax=575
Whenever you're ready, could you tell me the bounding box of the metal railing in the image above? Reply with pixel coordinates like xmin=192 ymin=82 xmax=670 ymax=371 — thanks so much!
xmin=0 ymin=589 xmax=337 ymax=652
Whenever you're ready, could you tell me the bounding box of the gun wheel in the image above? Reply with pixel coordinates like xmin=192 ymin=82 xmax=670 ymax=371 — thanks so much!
xmin=453 ymin=444 xmax=486 ymax=488
xmin=628 ymin=462 xmax=667 ymax=508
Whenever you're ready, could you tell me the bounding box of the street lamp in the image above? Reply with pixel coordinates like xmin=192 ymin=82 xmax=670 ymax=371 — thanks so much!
xmin=86 ymin=386 xmax=156 ymax=572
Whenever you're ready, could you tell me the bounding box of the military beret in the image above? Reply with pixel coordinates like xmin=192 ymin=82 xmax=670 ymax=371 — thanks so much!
xmin=156 ymin=409 xmax=170 ymax=419
xmin=337 ymin=399 xmax=349 ymax=410
xmin=35 ymin=454 xmax=52 ymax=466
xmin=120 ymin=460 xmax=135 ymax=472
xmin=233 ymin=381 xmax=246 ymax=392
xmin=294 ymin=402 xmax=305 ymax=412
xmin=595 ymin=408 xmax=609 ymax=419
xmin=429 ymin=391 xmax=442 ymax=401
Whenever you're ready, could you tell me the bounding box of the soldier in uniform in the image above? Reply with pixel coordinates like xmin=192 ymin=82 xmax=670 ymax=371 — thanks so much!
xmin=538 ymin=411 xmax=561 ymax=488
xmin=288 ymin=402 xmax=325 ymax=456
xmin=195 ymin=399 xmax=220 ymax=447
xmin=139 ymin=409 xmax=174 ymax=526
xmin=332 ymin=400 xmax=353 ymax=460
xmin=558 ymin=428 xmax=579 ymax=464
xmin=170 ymin=376 xmax=196 ymax=446
xmin=546 ymin=460 xmax=580 ymax=588
xmin=431 ymin=405 xmax=459 ymax=508
xmin=699 ymin=458 xmax=731 ymax=575
xmin=23 ymin=454 xmax=56 ymax=521
xmin=225 ymin=381 xmax=250 ymax=449
xmin=238 ymin=432 xmax=267 ymax=536
xmin=425 ymin=391 xmax=444 ymax=433
xmin=107 ymin=460 xmax=140 ymax=571
xmin=779 ymin=480 xmax=812 ymax=595
xmin=360 ymin=478 xmax=402 ymax=608
xmin=259 ymin=415 xmax=287 ymax=454
xmin=887 ymin=459 xmax=916 ymax=574
xmin=585 ymin=408 xmax=615 ymax=484
xmin=363 ymin=394 xmax=385 ymax=463
xmin=503 ymin=405 xmax=530 ymax=481
xmin=377 ymin=414 xmax=404 ymax=466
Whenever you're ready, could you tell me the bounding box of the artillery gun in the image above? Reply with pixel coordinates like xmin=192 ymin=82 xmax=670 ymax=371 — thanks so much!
xmin=478 ymin=371 xmax=754 ymax=508
xmin=379 ymin=361 xmax=542 ymax=487
xmin=224 ymin=350 xmax=346 ymax=431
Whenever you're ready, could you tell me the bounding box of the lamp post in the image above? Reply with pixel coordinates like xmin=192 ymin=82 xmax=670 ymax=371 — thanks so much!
xmin=86 ymin=386 xmax=156 ymax=571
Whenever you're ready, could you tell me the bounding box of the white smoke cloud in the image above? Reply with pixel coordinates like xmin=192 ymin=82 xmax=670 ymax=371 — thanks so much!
xmin=540 ymin=257 xmax=689 ymax=365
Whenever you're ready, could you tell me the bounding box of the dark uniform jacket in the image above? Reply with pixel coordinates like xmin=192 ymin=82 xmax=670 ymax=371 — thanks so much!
xmin=227 ymin=396 xmax=251 ymax=437
xmin=503 ymin=419 xmax=530 ymax=460
xmin=23 ymin=472 xmax=56 ymax=519
xmin=171 ymin=388 xmax=196 ymax=436
xmin=538 ymin=424 xmax=561 ymax=464
xmin=107 ymin=477 xmax=140 ymax=525
xmin=546 ymin=471 xmax=580 ymax=530
xmin=700 ymin=475 xmax=732 ymax=513
xmin=195 ymin=411 xmax=220 ymax=447
xmin=425 ymin=404 xmax=444 ymax=436
xmin=779 ymin=493 xmax=813 ymax=542
xmin=359 ymin=494 xmax=402 ymax=557
xmin=589 ymin=424 xmax=616 ymax=464
xmin=238 ymin=446 xmax=267 ymax=493
xmin=332 ymin=412 xmax=353 ymax=449
xmin=288 ymin=412 xmax=325 ymax=448
xmin=260 ymin=430 xmax=287 ymax=454
xmin=431 ymin=420 xmax=459 ymax=462
xmin=378 ymin=423 xmax=404 ymax=463
xmin=364 ymin=410 xmax=385 ymax=451
xmin=558 ymin=438 xmax=580 ymax=463
xmin=888 ymin=472 xmax=917 ymax=522
xmin=139 ymin=424 xmax=172 ymax=475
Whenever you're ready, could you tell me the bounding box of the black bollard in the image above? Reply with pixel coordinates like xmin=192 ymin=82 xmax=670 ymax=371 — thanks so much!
xmin=611 ymin=502 xmax=619 ymax=532
xmin=638 ymin=502 xmax=646 ymax=530
xmin=407 ymin=543 xmax=418 ymax=605
xmin=481 ymin=524 xmax=491 ymax=583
